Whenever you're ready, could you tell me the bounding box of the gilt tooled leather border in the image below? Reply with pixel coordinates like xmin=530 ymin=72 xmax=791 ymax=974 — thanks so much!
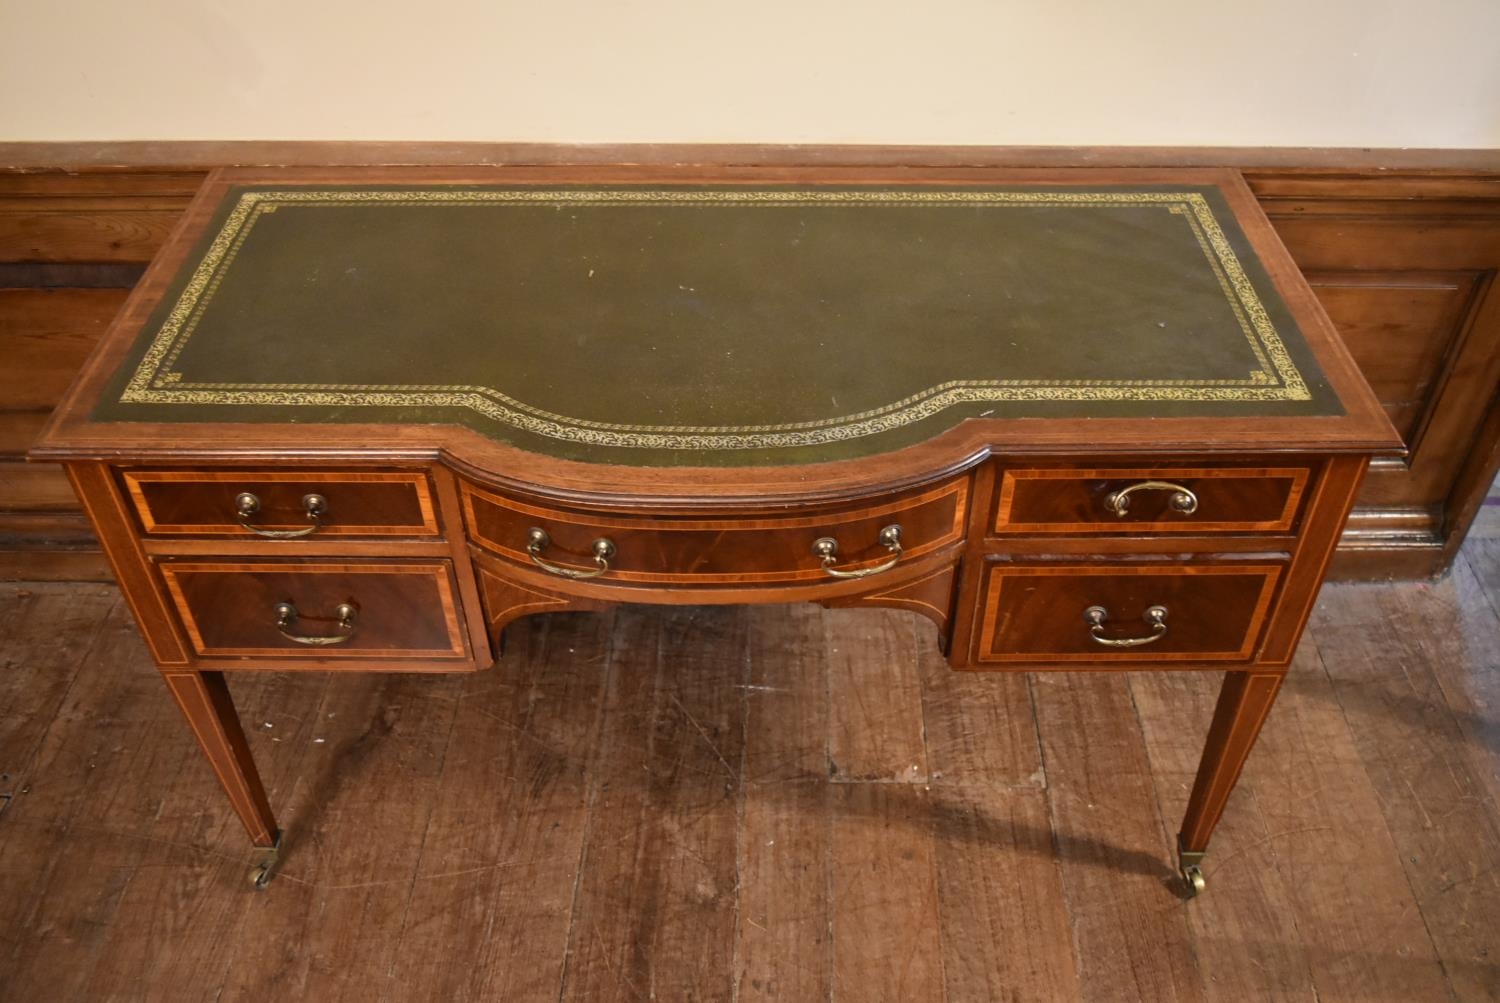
xmin=118 ymin=188 xmax=1312 ymax=452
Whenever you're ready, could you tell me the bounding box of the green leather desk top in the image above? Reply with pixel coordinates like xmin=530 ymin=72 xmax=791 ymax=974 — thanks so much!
xmin=96 ymin=183 xmax=1340 ymax=466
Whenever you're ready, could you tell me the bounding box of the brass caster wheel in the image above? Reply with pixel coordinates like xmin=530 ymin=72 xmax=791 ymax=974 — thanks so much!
xmin=1182 ymin=864 xmax=1206 ymax=897
xmin=248 ymin=832 xmax=282 ymax=890
xmin=249 ymin=859 xmax=275 ymax=889
xmin=1176 ymin=833 xmax=1207 ymax=899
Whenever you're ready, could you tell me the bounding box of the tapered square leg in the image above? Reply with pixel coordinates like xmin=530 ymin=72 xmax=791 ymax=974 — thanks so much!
xmin=1177 ymin=670 xmax=1284 ymax=895
xmin=160 ymin=669 xmax=280 ymax=848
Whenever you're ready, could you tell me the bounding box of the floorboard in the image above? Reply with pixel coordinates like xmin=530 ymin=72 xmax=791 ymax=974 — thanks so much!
xmin=736 ymin=603 xmax=833 ymax=1002
xmin=0 ymin=519 xmax=1496 ymax=1001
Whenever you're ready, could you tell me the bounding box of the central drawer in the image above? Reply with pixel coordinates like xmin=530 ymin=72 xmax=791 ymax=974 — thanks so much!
xmin=463 ymin=477 xmax=969 ymax=585
xmin=159 ymin=559 xmax=469 ymax=661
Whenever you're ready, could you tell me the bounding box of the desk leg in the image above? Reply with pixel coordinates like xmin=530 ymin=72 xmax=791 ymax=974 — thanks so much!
xmin=1177 ymin=669 xmax=1284 ymax=896
xmin=160 ymin=670 xmax=280 ymax=850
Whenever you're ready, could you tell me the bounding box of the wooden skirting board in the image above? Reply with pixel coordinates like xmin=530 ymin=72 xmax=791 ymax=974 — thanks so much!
xmin=3 ymin=143 xmax=1499 ymax=582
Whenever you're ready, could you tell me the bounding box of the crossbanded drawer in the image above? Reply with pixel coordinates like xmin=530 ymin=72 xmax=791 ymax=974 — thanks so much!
xmin=462 ymin=476 xmax=969 ymax=586
xmin=121 ymin=469 xmax=440 ymax=538
xmin=974 ymin=560 xmax=1283 ymax=664
xmin=992 ymin=465 xmax=1311 ymax=535
xmin=159 ymin=559 xmax=468 ymax=660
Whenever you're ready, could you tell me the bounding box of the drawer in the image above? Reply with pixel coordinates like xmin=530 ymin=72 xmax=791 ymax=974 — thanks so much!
xmin=974 ymin=561 xmax=1283 ymax=664
xmin=993 ymin=465 xmax=1311 ymax=534
xmin=463 ymin=477 xmax=969 ymax=585
xmin=122 ymin=469 xmax=440 ymax=538
xmin=159 ymin=559 xmax=468 ymax=660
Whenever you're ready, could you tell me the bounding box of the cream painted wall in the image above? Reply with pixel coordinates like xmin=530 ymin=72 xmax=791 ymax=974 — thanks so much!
xmin=1 ymin=0 xmax=1496 ymax=146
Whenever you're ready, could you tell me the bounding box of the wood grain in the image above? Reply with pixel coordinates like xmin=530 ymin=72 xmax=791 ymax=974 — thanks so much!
xmin=158 ymin=559 xmax=469 ymax=661
xmin=827 ymin=610 xmax=928 ymax=782
xmin=829 ymin=782 xmax=947 ymax=1001
xmin=1129 ymin=669 xmax=1321 ymax=1001
xmin=975 ymin=562 xmax=1283 ymax=664
xmin=123 ymin=468 xmax=440 ymax=537
xmin=230 ymin=671 xmax=461 ymax=1000
xmin=929 ymin=785 xmax=1081 ymax=1000
xmin=0 ymin=583 xmax=116 ymax=801
xmin=464 ymin=476 xmax=968 ymax=586
xmin=993 ymin=465 xmax=1309 ymax=535
xmin=918 ymin=611 xmax=1042 ymax=786
xmin=559 ymin=606 xmax=747 ymax=1002
xmin=0 ymin=599 xmax=201 ymax=1000
xmin=0 ymin=460 xmax=78 ymax=511
xmin=0 ymin=208 xmax=181 ymax=263
xmin=74 ymin=669 xmax=330 ymax=996
xmin=1306 ymin=272 xmax=1483 ymax=441
xmin=0 ymin=410 xmax=48 ymax=456
xmin=1030 ymin=672 xmax=1207 ymax=1002
xmin=1216 ymin=640 xmax=1455 ymax=999
xmin=737 ymin=604 xmax=833 ymax=1001
xmin=385 ymin=612 xmax=612 ymax=1000
xmin=0 ymin=288 xmax=123 ymax=412
xmin=1310 ymin=578 xmax=1500 ymax=999
xmin=2 ymin=559 xmax=1499 ymax=999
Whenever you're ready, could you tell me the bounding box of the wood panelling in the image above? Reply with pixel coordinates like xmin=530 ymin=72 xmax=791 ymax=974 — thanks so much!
xmin=1255 ymin=176 xmax=1500 ymax=577
xmin=1306 ymin=272 xmax=1483 ymax=441
xmin=0 ymin=460 xmax=80 ymax=511
xmin=3 ymin=153 xmax=1499 ymax=581
xmin=0 ymin=288 xmax=123 ymax=573
xmin=0 ymin=410 xmax=48 ymax=456
xmin=0 ymin=208 xmax=182 ymax=263
xmin=0 ymin=175 xmax=193 ymax=579
xmin=0 ymin=171 xmax=200 ymax=262
xmin=0 ymin=288 xmax=125 ymax=410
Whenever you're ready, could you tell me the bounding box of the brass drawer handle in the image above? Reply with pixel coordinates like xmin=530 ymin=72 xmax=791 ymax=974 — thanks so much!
xmin=273 ymin=601 xmax=357 ymax=646
xmin=236 ymin=492 xmax=327 ymax=538
xmin=526 ymin=527 xmax=616 ymax=579
xmin=1083 ymin=604 xmax=1168 ymax=647
xmin=812 ymin=524 xmax=903 ymax=579
xmin=1104 ymin=481 xmax=1199 ymax=517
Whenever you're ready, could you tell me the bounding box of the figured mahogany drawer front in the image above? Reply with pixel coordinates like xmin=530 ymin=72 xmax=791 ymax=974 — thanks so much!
xmin=993 ymin=466 xmax=1311 ymax=535
xmin=122 ymin=469 xmax=440 ymax=537
xmin=159 ymin=560 xmax=467 ymax=659
xmin=975 ymin=562 xmax=1283 ymax=664
xmin=463 ymin=477 xmax=969 ymax=585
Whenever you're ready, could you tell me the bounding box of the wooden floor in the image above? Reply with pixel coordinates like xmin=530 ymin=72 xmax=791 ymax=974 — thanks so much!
xmin=2 ymin=511 xmax=1498 ymax=1001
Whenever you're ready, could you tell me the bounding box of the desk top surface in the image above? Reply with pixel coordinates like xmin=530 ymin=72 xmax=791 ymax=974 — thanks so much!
xmin=42 ymin=167 xmax=1397 ymax=487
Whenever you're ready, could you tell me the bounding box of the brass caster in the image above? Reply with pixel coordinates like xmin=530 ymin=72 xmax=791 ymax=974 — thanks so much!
xmin=1176 ymin=833 xmax=1206 ymax=898
xmin=248 ymin=832 xmax=282 ymax=890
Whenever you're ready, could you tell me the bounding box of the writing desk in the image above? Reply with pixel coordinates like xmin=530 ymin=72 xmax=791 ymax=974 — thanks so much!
xmin=34 ymin=166 xmax=1399 ymax=892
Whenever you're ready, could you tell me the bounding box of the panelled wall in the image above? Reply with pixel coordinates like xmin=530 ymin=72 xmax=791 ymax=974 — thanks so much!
xmin=2 ymin=156 xmax=1498 ymax=581
xmin=0 ymin=171 xmax=198 ymax=579
xmin=1248 ymin=172 xmax=1500 ymax=577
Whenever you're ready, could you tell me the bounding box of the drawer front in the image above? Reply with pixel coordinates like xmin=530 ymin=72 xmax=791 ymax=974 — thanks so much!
xmin=160 ymin=560 xmax=468 ymax=659
xmin=122 ymin=469 xmax=440 ymax=537
xmin=993 ymin=466 xmax=1310 ymax=534
xmin=975 ymin=562 xmax=1283 ymax=664
xmin=464 ymin=478 xmax=969 ymax=585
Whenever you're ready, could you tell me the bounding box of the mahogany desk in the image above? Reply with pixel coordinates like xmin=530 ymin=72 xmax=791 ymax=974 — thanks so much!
xmin=33 ymin=166 xmax=1400 ymax=893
